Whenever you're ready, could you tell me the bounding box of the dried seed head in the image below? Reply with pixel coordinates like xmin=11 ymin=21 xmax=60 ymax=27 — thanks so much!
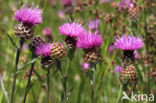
xmin=14 ymin=23 xmax=34 ymax=39
xmin=50 ymin=42 xmax=67 ymax=59
xmin=121 ymin=65 xmax=137 ymax=82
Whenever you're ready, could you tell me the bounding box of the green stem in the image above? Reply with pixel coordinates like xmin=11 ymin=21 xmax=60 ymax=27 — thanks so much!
xmin=46 ymin=69 xmax=50 ymax=103
xmin=23 ymin=61 xmax=35 ymax=103
xmin=116 ymin=83 xmax=122 ymax=103
xmin=91 ymin=65 xmax=96 ymax=103
xmin=56 ymin=59 xmax=66 ymax=103
xmin=11 ymin=39 xmax=24 ymax=103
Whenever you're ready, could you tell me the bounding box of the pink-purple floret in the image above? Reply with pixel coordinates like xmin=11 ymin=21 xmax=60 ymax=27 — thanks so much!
xmin=35 ymin=43 xmax=51 ymax=57
xmin=77 ymin=33 xmax=102 ymax=49
xmin=14 ymin=5 xmax=42 ymax=26
xmin=59 ymin=22 xmax=87 ymax=37
xmin=114 ymin=35 xmax=144 ymax=50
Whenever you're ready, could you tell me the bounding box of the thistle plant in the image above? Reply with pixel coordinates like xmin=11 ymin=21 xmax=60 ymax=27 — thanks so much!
xmin=1 ymin=0 xmax=156 ymax=103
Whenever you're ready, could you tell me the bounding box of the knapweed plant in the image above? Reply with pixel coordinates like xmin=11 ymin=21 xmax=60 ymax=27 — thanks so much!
xmin=0 ymin=0 xmax=155 ymax=103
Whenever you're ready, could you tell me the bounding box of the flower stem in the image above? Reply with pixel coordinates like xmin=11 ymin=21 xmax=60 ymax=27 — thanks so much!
xmin=23 ymin=61 xmax=35 ymax=103
xmin=46 ymin=69 xmax=50 ymax=103
xmin=91 ymin=64 xmax=96 ymax=103
xmin=11 ymin=39 xmax=24 ymax=103
xmin=56 ymin=59 xmax=66 ymax=102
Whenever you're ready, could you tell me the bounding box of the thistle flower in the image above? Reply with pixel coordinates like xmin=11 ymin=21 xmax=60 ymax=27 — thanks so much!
xmin=59 ymin=22 xmax=86 ymax=49
xmin=59 ymin=22 xmax=86 ymax=37
xmin=108 ymin=44 xmax=115 ymax=53
xmin=14 ymin=4 xmax=42 ymax=26
xmin=114 ymin=34 xmax=144 ymax=61
xmin=29 ymin=36 xmax=45 ymax=52
xmin=36 ymin=43 xmax=51 ymax=57
xmin=83 ymin=63 xmax=90 ymax=70
xmin=134 ymin=50 xmax=141 ymax=59
xmin=119 ymin=0 xmax=132 ymax=11
xmin=88 ymin=19 xmax=100 ymax=31
xmin=77 ymin=33 xmax=102 ymax=49
xmin=77 ymin=33 xmax=102 ymax=64
xmin=42 ymin=27 xmax=52 ymax=36
xmin=114 ymin=65 xmax=124 ymax=73
xmin=114 ymin=35 xmax=144 ymax=51
xmin=61 ymin=0 xmax=73 ymax=6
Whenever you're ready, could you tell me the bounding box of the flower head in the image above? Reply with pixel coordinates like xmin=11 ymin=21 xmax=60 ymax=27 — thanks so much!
xmin=77 ymin=33 xmax=102 ymax=49
xmin=108 ymin=44 xmax=115 ymax=53
xmin=83 ymin=63 xmax=90 ymax=70
xmin=114 ymin=65 xmax=124 ymax=73
xmin=114 ymin=35 xmax=144 ymax=50
xmin=36 ymin=43 xmax=51 ymax=57
xmin=14 ymin=4 xmax=42 ymax=26
xmin=59 ymin=22 xmax=86 ymax=37
xmin=42 ymin=27 xmax=52 ymax=36
xmin=61 ymin=0 xmax=73 ymax=6
xmin=119 ymin=0 xmax=133 ymax=11
xmin=88 ymin=19 xmax=100 ymax=30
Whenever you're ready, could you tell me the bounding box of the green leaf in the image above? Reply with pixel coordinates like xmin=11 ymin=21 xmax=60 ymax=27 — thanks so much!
xmin=17 ymin=58 xmax=39 ymax=73
xmin=0 ymin=75 xmax=10 ymax=103
xmin=6 ymin=33 xmax=17 ymax=48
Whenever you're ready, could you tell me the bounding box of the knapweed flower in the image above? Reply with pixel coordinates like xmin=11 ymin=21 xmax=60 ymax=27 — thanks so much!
xmin=59 ymin=22 xmax=86 ymax=49
xmin=134 ymin=50 xmax=141 ymax=59
xmin=119 ymin=0 xmax=132 ymax=11
xmin=108 ymin=44 xmax=115 ymax=53
xmin=59 ymin=22 xmax=86 ymax=37
xmin=36 ymin=43 xmax=51 ymax=57
xmin=115 ymin=34 xmax=144 ymax=61
xmin=114 ymin=65 xmax=124 ymax=73
xmin=88 ymin=19 xmax=100 ymax=31
xmin=77 ymin=33 xmax=102 ymax=49
xmin=114 ymin=35 xmax=144 ymax=50
xmin=42 ymin=27 xmax=52 ymax=36
xmin=61 ymin=0 xmax=73 ymax=6
xmin=14 ymin=4 xmax=42 ymax=26
xmin=77 ymin=33 xmax=102 ymax=64
xmin=83 ymin=63 xmax=90 ymax=70
xmin=58 ymin=10 xmax=65 ymax=19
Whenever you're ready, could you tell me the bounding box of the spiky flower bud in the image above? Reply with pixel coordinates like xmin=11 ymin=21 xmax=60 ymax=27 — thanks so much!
xmin=83 ymin=49 xmax=101 ymax=64
xmin=128 ymin=5 xmax=140 ymax=22
xmin=121 ymin=65 xmax=137 ymax=82
xmin=41 ymin=56 xmax=53 ymax=70
xmin=50 ymin=42 xmax=67 ymax=59
xmin=14 ymin=23 xmax=34 ymax=39
xmin=65 ymin=36 xmax=76 ymax=50
xmin=29 ymin=36 xmax=44 ymax=52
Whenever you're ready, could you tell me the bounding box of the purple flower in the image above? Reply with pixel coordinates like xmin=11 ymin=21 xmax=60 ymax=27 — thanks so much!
xmin=134 ymin=50 xmax=141 ymax=59
xmin=42 ymin=27 xmax=52 ymax=36
xmin=77 ymin=33 xmax=102 ymax=49
xmin=35 ymin=43 xmax=51 ymax=57
xmin=114 ymin=65 xmax=124 ymax=73
xmin=58 ymin=10 xmax=65 ymax=19
xmin=59 ymin=22 xmax=86 ymax=37
xmin=14 ymin=4 xmax=42 ymax=26
xmin=114 ymin=35 xmax=144 ymax=50
xmin=119 ymin=0 xmax=132 ymax=11
xmin=108 ymin=44 xmax=115 ymax=53
xmin=61 ymin=0 xmax=73 ymax=6
xmin=88 ymin=19 xmax=100 ymax=30
xmin=83 ymin=63 xmax=90 ymax=70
